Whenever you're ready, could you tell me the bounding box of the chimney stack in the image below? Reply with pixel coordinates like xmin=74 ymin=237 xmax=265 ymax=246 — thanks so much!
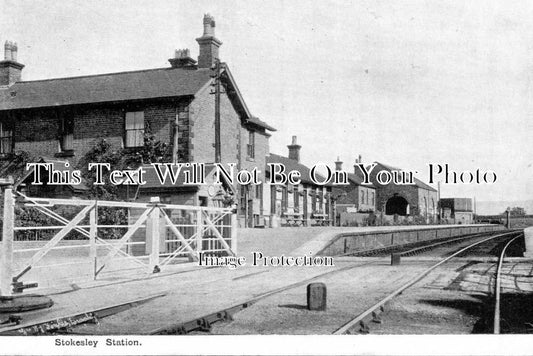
xmin=0 ymin=41 xmax=24 ymax=86
xmin=287 ymin=136 xmax=301 ymax=163
xmin=354 ymin=155 xmax=363 ymax=174
xmin=196 ymin=14 xmax=222 ymax=68
xmin=335 ymin=156 xmax=343 ymax=171
xmin=169 ymin=48 xmax=197 ymax=68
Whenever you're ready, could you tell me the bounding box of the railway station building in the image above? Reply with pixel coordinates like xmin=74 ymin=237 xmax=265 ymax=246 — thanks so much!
xmin=0 ymin=14 xmax=275 ymax=227
xmin=263 ymin=136 xmax=334 ymax=227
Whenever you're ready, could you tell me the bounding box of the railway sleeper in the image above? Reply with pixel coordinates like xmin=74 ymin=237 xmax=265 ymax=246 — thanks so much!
xmin=333 ymin=231 xmax=523 ymax=336
xmin=372 ymin=306 xmax=385 ymax=324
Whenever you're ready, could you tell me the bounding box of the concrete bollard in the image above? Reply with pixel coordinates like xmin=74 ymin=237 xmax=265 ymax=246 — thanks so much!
xmin=307 ymin=283 xmax=327 ymax=311
xmin=524 ymin=227 xmax=533 ymax=258
xmin=391 ymin=253 xmax=401 ymax=266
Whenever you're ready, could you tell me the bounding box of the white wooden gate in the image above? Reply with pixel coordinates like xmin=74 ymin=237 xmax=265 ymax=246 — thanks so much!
xmin=0 ymin=189 xmax=237 ymax=296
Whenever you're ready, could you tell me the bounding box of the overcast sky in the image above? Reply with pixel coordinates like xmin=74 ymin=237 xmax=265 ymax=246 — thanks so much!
xmin=1 ymin=0 xmax=532 ymax=203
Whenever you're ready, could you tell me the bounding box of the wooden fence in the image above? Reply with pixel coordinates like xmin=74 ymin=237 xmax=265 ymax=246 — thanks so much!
xmin=0 ymin=189 xmax=237 ymax=296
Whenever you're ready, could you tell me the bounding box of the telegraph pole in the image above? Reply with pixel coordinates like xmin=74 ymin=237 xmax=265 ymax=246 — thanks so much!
xmin=212 ymin=58 xmax=222 ymax=163
xmin=437 ymin=181 xmax=441 ymax=223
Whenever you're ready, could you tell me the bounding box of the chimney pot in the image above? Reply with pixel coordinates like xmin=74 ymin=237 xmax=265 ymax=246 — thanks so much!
xmin=169 ymin=48 xmax=197 ymax=68
xmin=202 ymin=13 xmax=216 ymax=36
xmin=354 ymin=156 xmax=364 ymax=174
xmin=196 ymin=14 xmax=222 ymax=68
xmin=1 ymin=40 xmax=24 ymax=86
xmin=11 ymin=42 xmax=17 ymax=62
xmin=4 ymin=41 xmax=12 ymax=61
xmin=335 ymin=157 xmax=343 ymax=171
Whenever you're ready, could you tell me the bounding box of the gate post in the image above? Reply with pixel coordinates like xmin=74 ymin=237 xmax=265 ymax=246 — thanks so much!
xmin=231 ymin=212 xmax=238 ymax=255
xmin=148 ymin=197 xmax=161 ymax=272
xmin=1 ymin=188 xmax=15 ymax=296
xmin=196 ymin=210 xmax=203 ymax=256
xmin=89 ymin=202 xmax=97 ymax=280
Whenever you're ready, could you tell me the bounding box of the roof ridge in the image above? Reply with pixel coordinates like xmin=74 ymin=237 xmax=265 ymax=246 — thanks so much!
xmin=16 ymin=66 xmax=208 ymax=84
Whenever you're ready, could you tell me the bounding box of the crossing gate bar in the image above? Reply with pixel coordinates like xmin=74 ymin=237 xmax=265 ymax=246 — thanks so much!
xmin=0 ymin=189 xmax=237 ymax=295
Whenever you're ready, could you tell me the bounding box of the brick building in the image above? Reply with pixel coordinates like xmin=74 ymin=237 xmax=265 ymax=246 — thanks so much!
xmin=439 ymin=198 xmax=474 ymax=224
xmin=367 ymin=162 xmax=438 ymax=223
xmin=263 ymin=136 xmax=334 ymax=227
xmin=332 ymin=156 xmax=377 ymax=214
xmin=0 ymin=14 xmax=275 ymax=226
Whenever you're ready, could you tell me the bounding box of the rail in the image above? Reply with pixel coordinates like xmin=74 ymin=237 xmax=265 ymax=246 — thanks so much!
xmin=332 ymin=230 xmax=523 ymax=334
xmin=493 ymin=233 xmax=523 ymax=334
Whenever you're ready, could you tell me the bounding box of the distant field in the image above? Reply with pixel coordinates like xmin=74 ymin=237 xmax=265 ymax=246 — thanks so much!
xmin=509 ymin=217 xmax=533 ymax=229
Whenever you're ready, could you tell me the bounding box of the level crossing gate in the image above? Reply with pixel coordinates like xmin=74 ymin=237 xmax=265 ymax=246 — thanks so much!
xmin=0 ymin=189 xmax=237 ymax=296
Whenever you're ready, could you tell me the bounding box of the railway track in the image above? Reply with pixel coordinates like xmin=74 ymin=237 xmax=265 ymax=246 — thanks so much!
xmin=0 ymin=229 xmax=522 ymax=335
xmin=493 ymin=233 xmax=522 ymax=334
xmin=332 ymin=230 xmax=524 ymax=335
xmin=150 ymin=229 xmax=520 ymax=335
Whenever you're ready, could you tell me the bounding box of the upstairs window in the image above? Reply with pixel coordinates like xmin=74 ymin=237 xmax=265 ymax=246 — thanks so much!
xmin=125 ymin=111 xmax=144 ymax=148
xmin=0 ymin=122 xmax=13 ymax=154
xmin=59 ymin=116 xmax=74 ymax=152
xmin=247 ymin=131 xmax=255 ymax=159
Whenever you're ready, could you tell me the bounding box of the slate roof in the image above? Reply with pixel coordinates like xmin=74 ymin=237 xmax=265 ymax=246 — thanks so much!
xmin=375 ymin=162 xmax=437 ymax=192
xmin=248 ymin=116 xmax=276 ymax=132
xmin=0 ymin=64 xmax=276 ymax=132
xmin=347 ymin=172 xmax=376 ymax=189
xmin=266 ymin=153 xmax=331 ymax=187
xmin=0 ymin=67 xmax=212 ymax=111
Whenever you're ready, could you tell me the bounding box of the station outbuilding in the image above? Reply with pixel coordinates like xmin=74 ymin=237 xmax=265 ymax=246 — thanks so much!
xmin=439 ymin=198 xmax=474 ymax=224
xmin=368 ymin=162 xmax=438 ymax=223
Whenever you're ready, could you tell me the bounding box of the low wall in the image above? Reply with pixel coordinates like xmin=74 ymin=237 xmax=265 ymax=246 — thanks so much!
xmin=318 ymin=224 xmax=505 ymax=256
xmin=339 ymin=212 xmax=370 ymax=227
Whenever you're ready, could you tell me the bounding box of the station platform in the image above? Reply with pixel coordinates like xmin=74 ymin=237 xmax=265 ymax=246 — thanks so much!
xmin=238 ymin=224 xmax=504 ymax=259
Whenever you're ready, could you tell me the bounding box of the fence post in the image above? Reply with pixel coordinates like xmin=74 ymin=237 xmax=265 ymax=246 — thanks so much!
xmin=89 ymin=202 xmax=97 ymax=280
xmin=0 ymin=188 xmax=15 ymax=296
xmin=231 ymin=212 xmax=238 ymax=255
xmin=196 ymin=209 xmax=203 ymax=257
xmin=148 ymin=197 xmax=160 ymax=272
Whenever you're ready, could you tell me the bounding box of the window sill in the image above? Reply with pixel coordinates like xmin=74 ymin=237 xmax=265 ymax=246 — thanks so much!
xmin=246 ymin=157 xmax=255 ymax=162
xmin=55 ymin=150 xmax=75 ymax=158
